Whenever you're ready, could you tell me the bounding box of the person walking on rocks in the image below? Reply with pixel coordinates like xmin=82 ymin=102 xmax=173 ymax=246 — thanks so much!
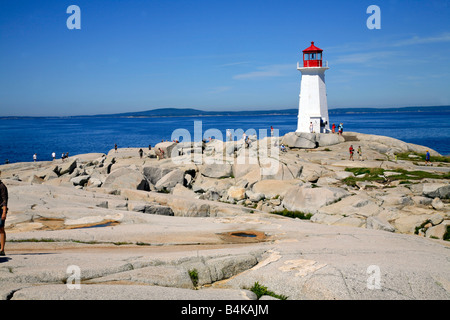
xmin=357 ymin=146 xmax=363 ymax=161
xmin=0 ymin=172 xmax=9 ymax=256
xmin=425 ymin=150 xmax=431 ymax=166
xmin=33 ymin=153 xmax=37 ymax=162
xmin=349 ymin=145 xmax=354 ymax=161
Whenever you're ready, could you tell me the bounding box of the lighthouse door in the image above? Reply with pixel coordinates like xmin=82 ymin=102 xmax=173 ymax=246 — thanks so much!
xmin=310 ymin=116 xmax=321 ymax=134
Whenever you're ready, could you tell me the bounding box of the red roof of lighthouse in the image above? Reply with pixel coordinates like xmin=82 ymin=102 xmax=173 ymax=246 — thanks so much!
xmin=302 ymin=41 xmax=323 ymax=53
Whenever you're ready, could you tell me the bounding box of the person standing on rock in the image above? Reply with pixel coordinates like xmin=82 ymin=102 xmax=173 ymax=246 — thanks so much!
xmin=0 ymin=172 xmax=8 ymax=256
xmin=425 ymin=150 xmax=431 ymax=166
xmin=139 ymin=148 xmax=143 ymax=159
xmin=357 ymin=146 xmax=363 ymax=161
xmin=332 ymin=123 xmax=336 ymax=133
xmin=349 ymin=145 xmax=354 ymax=161
xmin=338 ymin=123 xmax=343 ymax=135
xmin=52 ymin=152 xmax=56 ymax=161
xmin=33 ymin=153 xmax=37 ymax=162
xmin=115 ymin=144 xmax=118 ymax=153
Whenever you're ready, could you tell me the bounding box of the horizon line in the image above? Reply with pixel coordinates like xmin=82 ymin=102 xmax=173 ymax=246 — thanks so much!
xmin=1 ymin=104 xmax=449 ymax=118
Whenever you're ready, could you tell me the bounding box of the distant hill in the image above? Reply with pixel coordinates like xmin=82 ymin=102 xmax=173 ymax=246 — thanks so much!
xmin=1 ymin=105 xmax=448 ymax=119
xmin=80 ymin=105 xmax=450 ymax=118
xmin=79 ymin=108 xmax=299 ymax=118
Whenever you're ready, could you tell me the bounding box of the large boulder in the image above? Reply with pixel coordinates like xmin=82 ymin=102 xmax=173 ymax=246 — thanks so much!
xmin=282 ymin=132 xmax=316 ymax=149
xmin=282 ymin=185 xmax=350 ymax=214
xmin=227 ymin=186 xmax=246 ymax=201
xmin=318 ymin=193 xmax=383 ymax=218
xmin=143 ymin=166 xmax=173 ymax=185
xmin=154 ymin=169 xmax=185 ymax=192
xmin=281 ymin=132 xmax=344 ymax=149
xmin=261 ymin=162 xmax=300 ymax=180
xmin=316 ymin=133 xmax=345 ymax=147
xmin=102 ymin=167 xmax=150 ymax=191
xmin=200 ymin=163 xmax=233 ymax=179
xmin=172 ymin=184 xmax=197 ymax=198
xmin=154 ymin=141 xmax=179 ymax=159
xmin=425 ymin=224 xmax=448 ymax=239
xmin=129 ymin=201 xmax=174 ymax=216
xmin=252 ymin=180 xmax=298 ymax=199
xmin=392 ymin=214 xmax=434 ymax=234
xmin=422 ymin=183 xmax=450 ymax=199
xmin=54 ymin=158 xmax=77 ymax=176
xmin=192 ymin=176 xmax=233 ymax=195
xmin=70 ymin=175 xmax=90 ymax=187
xmin=233 ymin=156 xmax=260 ymax=179
xmin=366 ymin=216 xmax=395 ymax=232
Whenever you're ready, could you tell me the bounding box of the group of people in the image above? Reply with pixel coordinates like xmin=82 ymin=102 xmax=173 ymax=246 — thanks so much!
xmin=331 ymin=123 xmax=344 ymax=135
xmin=114 ymin=143 xmax=166 ymax=160
xmin=348 ymin=145 xmax=363 ymax=161
xmin=307 ymin=121 xmax=343 ymax=135
xmin=31 ymin=152 xmax=70 ymax=163
xmin=60 ymin=152 xmax=70 ymax=161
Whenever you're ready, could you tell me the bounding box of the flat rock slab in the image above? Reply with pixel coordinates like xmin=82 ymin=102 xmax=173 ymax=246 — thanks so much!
xmin=2 ymin=213 xmax=449 ymax=300
xmin=11 ymin=284 xmax=256 ymax=300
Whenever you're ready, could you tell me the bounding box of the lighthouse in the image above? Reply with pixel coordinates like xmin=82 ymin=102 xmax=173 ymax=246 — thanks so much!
xmin=296 ymin=41 xmax=330 ymax=133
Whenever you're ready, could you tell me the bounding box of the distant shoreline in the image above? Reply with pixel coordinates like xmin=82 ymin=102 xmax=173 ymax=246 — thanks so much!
xmin=1 ymin=105 xmax=449 ymax=119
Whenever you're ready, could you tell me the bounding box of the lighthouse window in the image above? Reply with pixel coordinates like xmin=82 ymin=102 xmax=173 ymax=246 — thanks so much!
xmin=311 ymin=53 xmax=316 ymax=60
xmin=317 ymin=53 xmax=322 ymax=60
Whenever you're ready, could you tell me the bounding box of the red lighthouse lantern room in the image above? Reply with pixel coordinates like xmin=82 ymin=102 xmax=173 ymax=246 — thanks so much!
xmin=302 ymin=41 xmax=323 ymax=67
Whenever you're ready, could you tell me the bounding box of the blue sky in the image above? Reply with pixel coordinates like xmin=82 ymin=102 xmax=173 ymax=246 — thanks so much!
xmin=0 ymin=0 xmax=449 ymax=116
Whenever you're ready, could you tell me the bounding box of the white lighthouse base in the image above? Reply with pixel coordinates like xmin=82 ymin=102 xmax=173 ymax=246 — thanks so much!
xmin=296 ymin=66 xmax=330 ymax=133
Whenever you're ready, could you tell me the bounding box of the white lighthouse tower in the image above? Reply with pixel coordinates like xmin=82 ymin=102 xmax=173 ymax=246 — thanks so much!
xmin=296 ymin=41 xmax=330 ymax=133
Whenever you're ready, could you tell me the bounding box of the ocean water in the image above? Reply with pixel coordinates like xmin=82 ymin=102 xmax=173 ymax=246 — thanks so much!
xmin=0 ymin=111 xmax=449 ymax=164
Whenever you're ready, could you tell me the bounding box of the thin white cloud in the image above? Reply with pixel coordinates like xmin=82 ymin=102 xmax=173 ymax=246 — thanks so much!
xmin=233 ymin=64 xmax=293 ymax=80
xmin=392 ymin=32 xmax=450 ymax=47
xmin=327 ymin=32 xmax=450 ymax=55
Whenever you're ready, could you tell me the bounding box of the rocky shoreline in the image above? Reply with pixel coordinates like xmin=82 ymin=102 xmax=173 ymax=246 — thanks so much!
xmin=0 ymin=131 xmax=449 ymax=300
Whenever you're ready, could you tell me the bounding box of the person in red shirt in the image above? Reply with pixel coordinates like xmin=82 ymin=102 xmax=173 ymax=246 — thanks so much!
xmin=349 ymin=145 xmax=354 ymax=161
